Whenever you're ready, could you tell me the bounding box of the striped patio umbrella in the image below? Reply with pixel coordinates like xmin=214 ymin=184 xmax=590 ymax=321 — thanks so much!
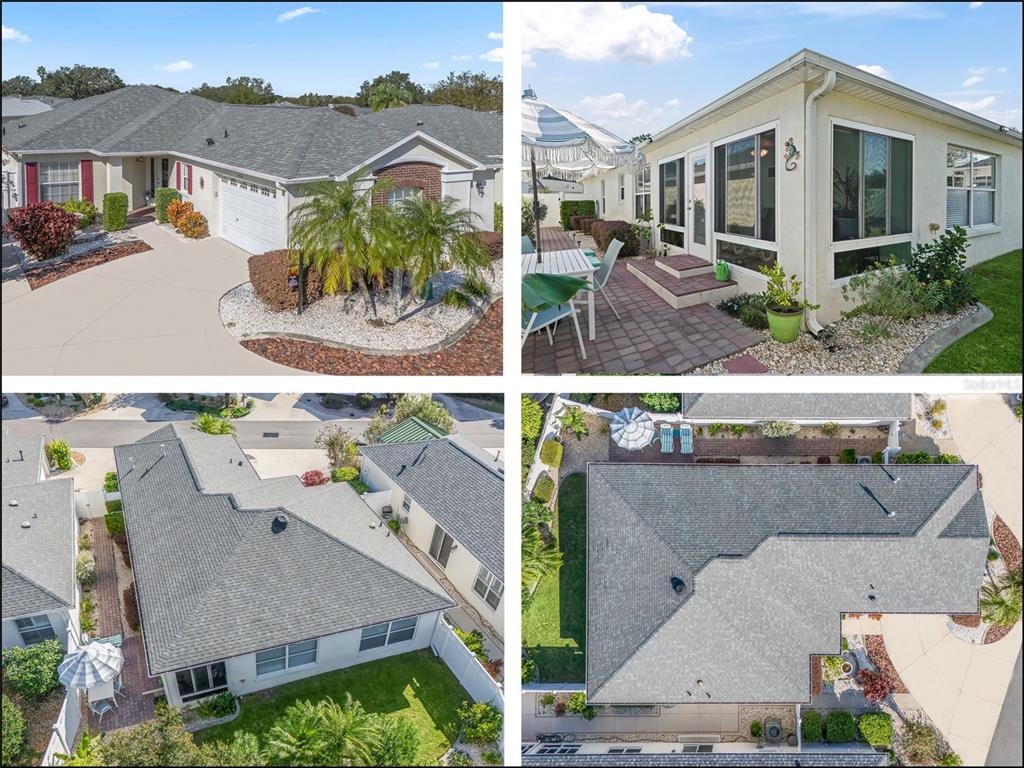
xmin=58 ymin=641 xmax=124 ymax=690
xmin=611 ymin=407 xmax=656 ymax=451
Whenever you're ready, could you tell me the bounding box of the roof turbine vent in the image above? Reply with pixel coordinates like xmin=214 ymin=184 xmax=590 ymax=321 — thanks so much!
xmin=271 ymin=515 xmax=288 ymax=534
xmin=670 ymin=576 xmax=686 ymax=595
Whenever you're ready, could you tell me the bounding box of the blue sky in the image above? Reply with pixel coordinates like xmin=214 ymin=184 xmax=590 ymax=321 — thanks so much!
xmin=521 ymin=2 xmax=1023 ymax=138
xmin=1 ymin=2 xmax=503 ymax=96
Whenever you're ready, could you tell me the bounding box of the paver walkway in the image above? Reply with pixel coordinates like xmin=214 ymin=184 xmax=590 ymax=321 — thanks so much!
xmin=522 ymin=228 xmax=760 ymax=374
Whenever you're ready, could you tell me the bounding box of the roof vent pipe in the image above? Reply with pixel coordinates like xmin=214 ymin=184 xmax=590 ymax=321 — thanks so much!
xmin=802 ymin=69 xmax=836 ymax=335
xmin=670 ymin=576 xmax=686 ymax=594
xmin=271 ymin=515 xmax=288 ymax=534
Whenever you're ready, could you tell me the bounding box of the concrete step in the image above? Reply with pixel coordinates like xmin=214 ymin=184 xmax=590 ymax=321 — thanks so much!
xmin=655 ymin=253 xmax=714 ymax=278
xmin=627 ymin=259 xmax=739 ymax=309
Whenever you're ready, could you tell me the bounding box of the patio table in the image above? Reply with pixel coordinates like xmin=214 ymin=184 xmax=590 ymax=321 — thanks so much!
xmin=521 ymin=248 xmax=598 ymax=340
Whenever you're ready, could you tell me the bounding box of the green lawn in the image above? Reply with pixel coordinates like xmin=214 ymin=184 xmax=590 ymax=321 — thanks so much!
xmin=925 ymin=250 xmax=1022 ymax=373
xmin=522 ymin=472 xmax=587 ymax=682
xmin=194 ymin=650 xmax=467 ymax=764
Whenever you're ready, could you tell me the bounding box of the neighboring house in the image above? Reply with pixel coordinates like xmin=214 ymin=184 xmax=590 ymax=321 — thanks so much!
xmin=579 ymin=49 xmax=1022 ymax=324
xmin=112 ymin=424 xmax=454 ymax=707
xmin=2 ymin=86 xmax=502 ymax=254
xmin=586 ymin=463 xmax=988 ymax=704
xmin=1 ymin=435 xmax=78 ymax=650
xmin=375 ymin=415 xmax=448 ymax=443
xmin=2 ymin=96 xmax=69 ymax=211
xmin=360 ymin=432 xmax=506 ymax=638
xmin=522 ymin=747 xmax=887 ymax=766
xmin=680 ymin=392 xmax=911 ymax=426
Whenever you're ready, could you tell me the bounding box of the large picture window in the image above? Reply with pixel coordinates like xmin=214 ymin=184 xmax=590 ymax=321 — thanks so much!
xmin=713 ymin=129 xmax=776 ymax=243
xmin=38 ymin=161 xmax=79 ymax=204
xmin=359 ymin=617 xmax=418 ymax=652
xmin=832 ymin=124 xmax=912 ymax=242
xmin=634 ymin=166 xmax=651 ymax=219
xmin=947 ymin=147 xmax=996 ymax=228
xmin=659 ymin=157 xmax=683 ymax=228
xmin=255 ymin=639 xmax=318 ymax=677
xmin=175 ymin=661 xmax=228 ymax=702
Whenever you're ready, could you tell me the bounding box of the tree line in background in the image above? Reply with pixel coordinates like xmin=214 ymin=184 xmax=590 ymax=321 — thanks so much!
xmin=2 ymin=66 xmax=502 ymax=112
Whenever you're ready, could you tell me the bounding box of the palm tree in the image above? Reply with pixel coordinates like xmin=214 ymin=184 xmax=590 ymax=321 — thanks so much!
xmin=193 ymin=412 xmax=236 ymax=435
xmin=368 ymin=82 xmax=412 ymax=111
xmin=317 ymin=694 xmax=377 ymax=766
xmin=266 ymin=699 xmax=326 ymax=766
xmin=981 ymin=568 xmax=1022 ymax=627
xmin=394 ymin=194 xmax=490 ymax=313
xmin=366 ymin=201 xmax=408 ymax=318
xmin=521 ymin=522 xmax=563 ymax=587
xmin=54 ymin=731 xmax=102 ymax=766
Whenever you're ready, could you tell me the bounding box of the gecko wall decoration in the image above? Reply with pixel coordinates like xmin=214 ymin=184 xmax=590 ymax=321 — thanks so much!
xmin=784 ymin=137 xmax=800 ymax=171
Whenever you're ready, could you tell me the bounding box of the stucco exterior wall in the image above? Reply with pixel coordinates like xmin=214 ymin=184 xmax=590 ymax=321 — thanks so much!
xmin=119 ymin=157 xmax=147 ymax=209
xmin=1 ymin=609 xmax=73 ymax=651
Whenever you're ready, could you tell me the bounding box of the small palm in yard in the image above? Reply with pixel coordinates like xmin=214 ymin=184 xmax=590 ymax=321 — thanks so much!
xmin=981 ymin=568 xmax=1022 ymax=627
xmin=522 ymin=522 xmax=563 ymax=587
xmin=193 ymin=412 xmax=236 ymax=435
xmin=53 ymin=731 xmax=102 ymax=766
xmin=368 ymin=82 xmax=412 ymax=111
xmin=266 ymin=695 xmax=376 ymax=766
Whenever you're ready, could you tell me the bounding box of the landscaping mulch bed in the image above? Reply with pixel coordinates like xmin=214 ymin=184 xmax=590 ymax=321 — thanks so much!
xmin=240 ymin=300 xmax=503 ymax=375
xmin=993 ymin=515 xmax=1022 ymax=572
xmin=23 ymin=241 xmax=152 ymax=289
xmin=810 ymin=655 xmax=823 ymax=695
xmin=951 ymin=614 xmax=982 ymax=628
xmin=865 ymin=635 xmax=909 ymax=694
xmin=985 ymin=624 xmax=1014 ymax=644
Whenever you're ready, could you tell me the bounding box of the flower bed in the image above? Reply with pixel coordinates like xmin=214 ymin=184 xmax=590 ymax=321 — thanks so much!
xmin=993 ymin=516 xmax=1021 ymax=572
xmin=23 ymin=240 xmax=152 ymax=289
xmin=864 ymin=636 xmax=909 ymax=694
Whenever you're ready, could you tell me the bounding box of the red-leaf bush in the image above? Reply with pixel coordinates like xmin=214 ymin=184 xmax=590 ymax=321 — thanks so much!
xmin=472 ymin=231 xmax=503 ymax=261
xmin=857 ymin=669 xmax=892 ymax=703
xmin=248 ymin=250 xmax=323 ymax=312
xmin=590 ymin=219 xmax=640 ymax=257
xmin=301 ymin=469 xmax=329 ymax=487
xmin=5 ymin=202 xmax=78 ymax=260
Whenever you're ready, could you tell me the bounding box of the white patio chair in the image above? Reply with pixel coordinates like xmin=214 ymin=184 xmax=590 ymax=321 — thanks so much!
xmin=590 ymin=238 xmax=624 ymax=320
xmin=88 ymin=698 xmax=113 ymax=725
xmin=522 ymin=302 xmax=587 ymax=359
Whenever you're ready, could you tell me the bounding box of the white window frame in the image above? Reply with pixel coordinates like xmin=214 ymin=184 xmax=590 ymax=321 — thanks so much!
xmin=401 ymin=493 xmax=412 ymax=512
xmin=174 ymin=660 xmax=228 ymax=702
xmin=181 ymin=163 xmax=191 ymax=195
xmin=946 ymin=144 xmax=998 ymax=233
xmin=657 ymin=150 xmax=687 ymax=235
xmin=37 ymin=160 xmax=80 ymax=204
xmin=599 ymin=179 xmax=606 ymax=214
xmin=472 ymin=565 xmax=504 ymax=610
xmin=634 ymin=165 xmax=651 ymax=219
xmin=618 ymin=172 xmax=625 ymax=202
xmin=255 ymin=639 xmax=319 ymax=678
xmin=387 ymin=185 xmax=422 ymax=207
xmin=358 ymin=616 xmax=419 ymax=653
xmin=14 ymin=614 xmax=57 ymax=645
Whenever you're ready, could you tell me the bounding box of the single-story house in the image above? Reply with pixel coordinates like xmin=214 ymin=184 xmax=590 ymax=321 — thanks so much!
xmin=2 ymin=87 xmax=502 ymax=254
xmin=375 ymin=415 xmax=448 ymax=444
xmin=2 ymin=96 xmax=69 ymax=210
xmin=680 ymin=392 xmax=912 ymax=426
xmin=586 ymin=462 xmax=988 ymax=704
xmin=2 ymin=434 xmax=78 ymax=650
xmin=522 ymin=746 xmax=887 ymax=766
xmin=360 ymin=431 xmax=506 ymax=638
xmin=580 ymin=48 xmax=1022 ymax=324
xmin=112 ymin=423 xmax=455 ymax=707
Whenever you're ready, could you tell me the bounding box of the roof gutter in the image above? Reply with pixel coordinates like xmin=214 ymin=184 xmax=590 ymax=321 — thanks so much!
xmin=803 ymin=68 xmax=836 ymax=336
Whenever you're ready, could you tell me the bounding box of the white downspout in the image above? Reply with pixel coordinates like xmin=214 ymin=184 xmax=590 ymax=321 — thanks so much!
xmin=803 ymin=69 xmax=836 ymax=335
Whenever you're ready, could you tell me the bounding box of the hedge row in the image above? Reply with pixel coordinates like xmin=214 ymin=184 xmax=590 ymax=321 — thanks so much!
xmin=589 ymin=219 xmax=640 ymax=257
xmin=102 ymin=192 xmax=129 ymax=231
xmin=559 ymin=200 xmax=596 ymax=230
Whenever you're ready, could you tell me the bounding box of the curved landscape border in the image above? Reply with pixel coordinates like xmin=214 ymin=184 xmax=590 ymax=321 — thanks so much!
xmin=898 ymin=302 xmax=993 ymax=373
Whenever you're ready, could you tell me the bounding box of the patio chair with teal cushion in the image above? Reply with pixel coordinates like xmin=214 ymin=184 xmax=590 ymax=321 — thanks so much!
xmin=660 ymin=424 xmax=673 ymax=453
xmin=583 ymin=248 xmax=601 ymax=268
xmin=678 ymin=424 xmax=693 ymax=454
xmin=521 ymin=235 xmax=536 ymax=254
xmin=522 ymin=302 xmax=587 ymax=359
xmin=589 ymin=238 xmax=624 ymax=320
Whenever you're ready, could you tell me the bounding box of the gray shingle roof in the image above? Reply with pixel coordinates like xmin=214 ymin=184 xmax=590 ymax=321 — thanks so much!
xmin=3 ymin=86 xmax=501 ymax=180
xmin=114 ymin=425 xmax=453 ymax=675
xmin=360 ymin=438 xmax=504 ymax=575
xmin=522 ymin=751 xmax=887 ymax=767
xmin=586 ymin=463 xmax=988 ymax=704
xmin=2 ymin=96 xmax=68 ymax=120
xmin=680 ymin=394 xmax=912 ymax=421
xmin=2 ymin=435 xmax=76 ymax=619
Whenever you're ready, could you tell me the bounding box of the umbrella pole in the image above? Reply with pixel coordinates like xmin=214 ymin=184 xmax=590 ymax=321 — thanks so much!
xmin=531 ymin=149 xmax=543 ymax=263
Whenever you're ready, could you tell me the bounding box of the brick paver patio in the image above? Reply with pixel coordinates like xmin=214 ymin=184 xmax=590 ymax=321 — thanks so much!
xmin=609 ymin=434 xmax=888 ymax=463
xmin=522 ymin=228 xmax=761 ymax=374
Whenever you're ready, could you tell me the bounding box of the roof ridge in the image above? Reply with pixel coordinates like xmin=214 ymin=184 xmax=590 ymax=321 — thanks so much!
xmin=1 ymin=562 xmax=74 ymax=610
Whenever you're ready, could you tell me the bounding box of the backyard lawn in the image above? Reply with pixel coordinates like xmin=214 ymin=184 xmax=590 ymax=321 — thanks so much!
xmin=522 ymin=472 xmax=587 ymax=682
xmin=194 ymin=650 xmax=467 ymax=764
xmin=925 ymin=249 xmax=1022 ymax=373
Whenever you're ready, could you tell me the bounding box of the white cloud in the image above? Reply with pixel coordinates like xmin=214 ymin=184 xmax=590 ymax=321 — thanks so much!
xmin=522 ymin=2 xmax=692 ymax=63
xmin=576 ymin=92 xmax=649 ymax=120
xmin=978 ymin=107 xmax=1022 ymax=129
xmin=997 ymin=66 xmax=1008 ymax=74
xmin=665 ymin=98 xmax=681 ymax=107
xmin=856 ymin=64 xmax=892 ymax=80
xmin=160 ymin=60 xmax=194 ymax=73
xmin=452 ymin=54 xmax=473 ymax=61
xmin=277 ymin=7 xmax=319 ymax=23
xmin=480 ymin=47 xmax=503 ymax=63
xmin=961 ymin=75 xmax=984 ymax=88
xmin=970 ymin=2 xmax=984 ymax=9
xmin=951 ymin=95 xmax=998 ymax=111
xmin=487 ymin=31 xmax=503 ymax=40
xmin=522 ymin=52 xmax=537 ymax=69
xmin=791 ymin=2 xmax=945 ymax=18
xmin=2 ymin=25 xmax=31 ymax=43
xmin=423 ymin=61 xmax=439 ymax=70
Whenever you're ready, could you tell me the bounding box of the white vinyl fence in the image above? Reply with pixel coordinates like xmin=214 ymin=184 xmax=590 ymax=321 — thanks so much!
xmin=41 ymin=687 xmax=82 ymax=766
xmin=431 ymin=618 xmax=503 ymax=711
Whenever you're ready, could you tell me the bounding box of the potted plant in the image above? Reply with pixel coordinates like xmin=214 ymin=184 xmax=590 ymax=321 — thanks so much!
xmin=714 ymin=259 xmax=731 ymax=281
xmin=758 ymin=263 xmax=819 ymax=343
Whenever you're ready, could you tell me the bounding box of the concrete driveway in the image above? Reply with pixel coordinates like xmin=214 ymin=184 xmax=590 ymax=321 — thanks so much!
xmin=2 ymin=222 xmax=296 ymax=374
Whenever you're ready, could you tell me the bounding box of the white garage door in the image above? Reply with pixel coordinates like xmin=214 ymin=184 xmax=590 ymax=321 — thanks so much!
xmin=218 ymin=176 xmax=284 ymax=254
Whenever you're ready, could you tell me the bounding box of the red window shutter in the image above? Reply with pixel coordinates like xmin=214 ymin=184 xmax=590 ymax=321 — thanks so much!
xmin=187 ymin=164 xmax=193 ymax=195
xmin=25 ymin=162 xmax=39 ymax=204
xmin=80 ymin=160 xmax=94 ymax=202
xmin=176 ymin=162 xmax=181 ymax=191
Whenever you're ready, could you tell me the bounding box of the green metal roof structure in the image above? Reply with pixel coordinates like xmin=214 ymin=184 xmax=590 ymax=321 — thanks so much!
xmin=375 ymin=416 xmax=447 ymax=444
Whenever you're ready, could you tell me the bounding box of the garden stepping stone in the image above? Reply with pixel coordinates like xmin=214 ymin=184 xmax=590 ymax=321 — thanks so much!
xmin=722 ymin=353 xmax=770 ymax=373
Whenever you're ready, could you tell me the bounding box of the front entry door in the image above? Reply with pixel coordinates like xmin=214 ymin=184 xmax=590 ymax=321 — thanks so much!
xmin=686 ymin=147 xmax=709 ymax=261
xmin=429 ymin=525 xmax=455 ymax=568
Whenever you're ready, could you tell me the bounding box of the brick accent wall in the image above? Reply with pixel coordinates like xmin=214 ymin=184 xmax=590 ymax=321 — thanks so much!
xmin=372 ymin=162 xmax=442 ymax=206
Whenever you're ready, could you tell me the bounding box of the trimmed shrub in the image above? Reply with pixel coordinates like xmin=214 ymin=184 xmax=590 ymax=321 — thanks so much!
xmin=248 ymin=250 xmax=323 ymax=312
xmin=62 ymin=197 xmax=98 ymax=228
xmin=177 ymin=210 xmax=209 ymax=238
xmin=560 ymin=199 xmax=596 ymax=230
xmin=821 ymin=655 xmax=846 ymax=684
xmin=590 ymin=219 xmax=640 ymax=257
xmin=871 ymin=451 xmax=885 ymax=464
xmin=894 ymin=451 xmax=961 ymax=465
xmin=5 ymin=201 xmax=78 ymax=259
xmin=194 ymin=691 xmax=236 ymax=719
xmin=331 ymin=466 xmax=359 ymax=483
xmin=472 ymin=231 xmax=503 ymax=261
xmin=857 ymin=712 xmax=893 ymax=746
xmin=639 ymin=393 xmax=681 ymax=413
xmin=540 ymin=439 xmax=563 ymax=468
xmin=801 ymin=709 xmax=823 ymax=742
xmin=348 ymin=478 xmax=370 ymax=494
xmin=45 ymin=439 xmax=72 ymax=470
xmin=102 ymin=191 xmax=129 ymax=231
xmin=821 ymin=422 xmax=840 ymax=438
xmin=522 ymin=396 xmax=544 ymax=441
xmin=567 ymin=692 xmax=597 ymax=720
xmin=123 ymin=582 xmax=141 ymax=631
xmin=154 ymin=187 xmax=180 ymax=223
xmin=532 ymin=473 xmax=555 ymax=503
xmin=738 ymin=303 xmax=769 ymax=330
xmin=1 ymin=640 xmax=63 ymax=698
xmin=824 ymin=710 xmax=855 ymax=743
xmin=165 ymin=199 xmax=194 ymax=228
xmin=1 ymin=695 xmax=25 ymax=765
xmin=760 ymin=420 xmax=800 ymax=438
xmin=105 ymin=498 xmax=123 ymax=514
xmin=839 ymin=448 xmax=857 ymax=464
xmin=458 ymin=700 xmax=503 ymax=743
xmin=301 ymin=469 xmax=329 ymax=487
xmin=76 ymin=550 xmax=96 ymax=586
xmin=104 ymin=471 xmax=120 ymax=493
xmin=105 ymin=511 xmax=125 ymax=536
xmin=750 ymin=720 xmax=762 ymax=738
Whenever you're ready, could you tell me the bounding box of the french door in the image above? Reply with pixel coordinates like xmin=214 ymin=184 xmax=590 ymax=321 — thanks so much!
xmin=686 ymin=146 xmax=710 ymax=261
